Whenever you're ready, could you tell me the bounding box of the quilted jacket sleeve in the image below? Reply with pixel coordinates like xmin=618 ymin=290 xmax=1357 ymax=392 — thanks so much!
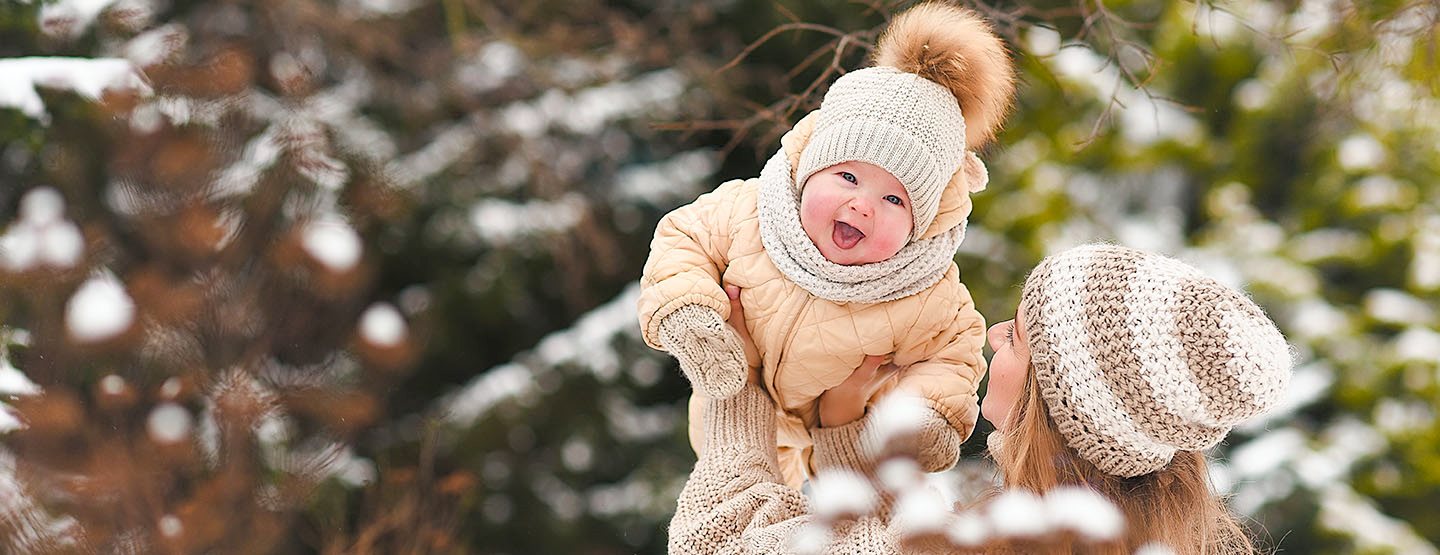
xmin=637 ymin=179 xmax=746 ymax=351
xmin=894 ymin=278 xmax=987 ymax=440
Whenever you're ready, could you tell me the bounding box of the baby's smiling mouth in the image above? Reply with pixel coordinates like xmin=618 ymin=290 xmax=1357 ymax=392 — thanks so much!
xmin=832 ymin=221 xmax=865 ymax=249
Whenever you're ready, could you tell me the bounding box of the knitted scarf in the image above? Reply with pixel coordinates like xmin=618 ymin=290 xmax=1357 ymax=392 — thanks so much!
xmin=756 ymin=147 xmax=964 ymax=304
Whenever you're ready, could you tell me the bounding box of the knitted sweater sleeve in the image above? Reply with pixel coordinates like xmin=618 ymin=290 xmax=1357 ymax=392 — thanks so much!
xmin=637 ymin=180 xmax=746 ymax=352
xmin=668 ymin=384 xmax=900 ymax=554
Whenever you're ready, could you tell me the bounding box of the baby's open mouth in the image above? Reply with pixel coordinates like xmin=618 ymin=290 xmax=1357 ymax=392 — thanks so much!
xmin=832 ymin=221 xmax=865 ymax=249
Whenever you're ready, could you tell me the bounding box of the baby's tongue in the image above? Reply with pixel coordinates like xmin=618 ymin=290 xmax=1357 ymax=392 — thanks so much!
xmin=832 ymin=221 xmax=864 ymax=249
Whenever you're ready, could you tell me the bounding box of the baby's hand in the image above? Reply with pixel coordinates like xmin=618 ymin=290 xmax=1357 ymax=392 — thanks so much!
xmin=818 ymin=355 xmax=900 ymax=428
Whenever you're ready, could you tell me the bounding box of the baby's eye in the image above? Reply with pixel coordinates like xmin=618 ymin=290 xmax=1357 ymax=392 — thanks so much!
xmin=884 ymin=194 xmax=904 ymax=206
xmin=840 ymin=171 xmax=857 ymax=184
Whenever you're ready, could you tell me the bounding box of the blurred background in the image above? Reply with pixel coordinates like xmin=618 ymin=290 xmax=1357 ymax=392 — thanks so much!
xmin=1 ymin=0 xmax=1437 ymax=553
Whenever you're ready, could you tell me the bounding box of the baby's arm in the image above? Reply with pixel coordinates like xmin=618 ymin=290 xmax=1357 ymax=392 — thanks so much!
xmin=898 ymin=281 xmax=987 ymax=438
xmin=885 ymin=281 xmax=986 ymax=472
xmin=637 ymin=179 xmax=752 ymax=398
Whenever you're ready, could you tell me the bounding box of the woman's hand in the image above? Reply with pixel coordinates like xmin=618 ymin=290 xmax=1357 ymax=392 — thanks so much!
xmin=818 ymin=356 xmax=901 ymax=428
xmin=723 ymin=285 xmax=762 ymax=385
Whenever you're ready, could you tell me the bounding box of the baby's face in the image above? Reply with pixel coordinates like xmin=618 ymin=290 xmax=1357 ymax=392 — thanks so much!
xmin=799 ymin=161 xmax=913 ymax=265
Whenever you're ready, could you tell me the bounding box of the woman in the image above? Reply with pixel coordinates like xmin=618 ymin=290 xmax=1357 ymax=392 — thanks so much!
xmin=667 ymin=244 xmax=1292 ymax=554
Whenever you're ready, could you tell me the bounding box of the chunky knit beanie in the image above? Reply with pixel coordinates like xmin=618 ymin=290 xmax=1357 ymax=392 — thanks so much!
xmin=796 ymin=3 xmax=1014 ymax=241
xmin=1019 ymin=244 xmax=1292 ymax=478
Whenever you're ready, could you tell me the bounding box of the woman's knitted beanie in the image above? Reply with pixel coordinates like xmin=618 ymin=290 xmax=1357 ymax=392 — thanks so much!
xmin=1018 ymin=244 xmax=1292 ymax=478
xmin=796 ymin=3 xmax=1014 ymax=241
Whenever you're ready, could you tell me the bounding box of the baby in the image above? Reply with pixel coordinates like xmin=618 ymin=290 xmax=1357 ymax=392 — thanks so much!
xmin=637 ymin=3 xmax=1016 ymax=487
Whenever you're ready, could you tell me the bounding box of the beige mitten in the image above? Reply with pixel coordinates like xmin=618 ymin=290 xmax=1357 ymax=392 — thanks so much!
xmin=914 ymin=409 xmax=963 ymax=473
xmin=658 ymin=304 xmax=748 ymax=399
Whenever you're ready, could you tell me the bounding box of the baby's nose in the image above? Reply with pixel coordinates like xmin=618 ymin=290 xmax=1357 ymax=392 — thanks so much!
xmin=847 ymin=198 xmax=872 ymax=217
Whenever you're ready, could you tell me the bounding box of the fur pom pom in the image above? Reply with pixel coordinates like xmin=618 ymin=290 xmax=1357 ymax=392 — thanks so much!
xmin=874 ymin=3 xmax=1016 ymax=149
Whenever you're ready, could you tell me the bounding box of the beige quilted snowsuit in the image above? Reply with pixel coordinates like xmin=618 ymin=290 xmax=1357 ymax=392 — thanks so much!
xmin=637 ymin=115 xmax=987 ymax=487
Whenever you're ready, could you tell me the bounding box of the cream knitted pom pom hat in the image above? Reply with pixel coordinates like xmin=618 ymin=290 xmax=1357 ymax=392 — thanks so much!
xmin=796 ymin=68 xmax=965 ymax=240
xmin=795 ymin=3 xmax=1015 ymax=242
xmin=1019 ymin=244 xmax=1293 ymax=478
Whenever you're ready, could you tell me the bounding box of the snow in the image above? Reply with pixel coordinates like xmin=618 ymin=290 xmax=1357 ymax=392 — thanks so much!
xmin=1025 ymin=26 xmax=1061 ymax=57
xmin=39 ymin=0 xmax=121 ymax=38
xmin=1230 ymin=428 xmax=1305 ymax=478
xmin=339 ymin=0 xmax=419 ymax=18
xmin=1393 ymin=326 xmax=1440 ymax=362
xmin=37 ymin=222 xmax=83 ymax=268
xmin=159 ymin=377 xmax=182 ymax=399
xmin=20 ymin=188 xmax=64 ymax=224
xmin=157 ymin=514 xmax=181 ymax=538
xmin=1286 ymin=0 xmax=1338 ymax=43
xmin=600 ymin=392 xmax=675 ymax=442
xmin=385 ymin=119 xmax=478 ymax=188
xmin=0 ymin=451 xmax=80 ymax=551
xmin=359 ymin=303 xmax=406 ymax=348
xmin=809 ymin=469 xmax=877 ymax=518
xmin=147 ymin=402 xmax=193 ymax=443
xmin=532 ymin=474 xmax=583 ymax=522
xmin=612 ymin=150 xmax=718 ymax=206
xmin=444 ymin=363 xmax=536 ymax=425
xmin=1287 ymin=299 xmax=1350 ymax=340
xmin=469 ymin=194 xmax=586 ymax=246
xmin=300 ymin=216 xmax=363 ymax=272
xmin=876 ymin=458 xmax=922 ymax=493
xmin=585 ymin=476 xmax=654 ymax=517
xmin=987 ymin=489 xmax=1048 ymax=537
xmin=1337 ymin=134 xmax=1385 ymax=171
xmin=0 ymin=57 xmax=151 ymax=124
xmin=65 ymin=273 xmax=136 ymax=342
xmin=212 ymin=125 xmax=282 ymax=198
xmin=945 ymin=513 xmax=988 ymax=546
xmin=1363 ymin=288 xmax=1434 ymax=326
xmin=1044 ymin=486 xmax=1124 ymax=541
xmin=0 ymin=225 xmax=43 ymax=272
xmin=560 ymin=437 xmax=593 ymax=472
xmin=892 ymin=488 xmax=950 ymax=535
xmin=530 ymin=283 xmax=641 ymax=381
xmin=788 ymin=522 xmax=832 ymax=555
xmin=457 ymin=42 xmax=524 ymax=94
xmin=99 ymin=374 xmax=126 ymax=395
xmin=1318 ymin=484 xmax=1439 ymax=555
xmin=1351 ymin=175 xmax=1411 ymax=210
xmin=1049 ymin=47 xmax=1203 ymax=146
xmin=1 ymin=188 xmax=84 ymax=272
xmin=1233 ymin=79 xmax=1272 ymax=111
xmin=1238 ymin=362 xmax=1334 ymax=431
xmin=124 ymin=24 xmax=186 ymax=67
xmin=322 ymin=445 xmax=376 ymax=487
xmin=868 ymin=391 xmax=929 ymax=449
xmin=1192 ymin=3 xmax=1243 ymax=43
xmin=1289 ymin=229 xmax=1370 ymax=263
xmin=1135 ymin=542 xmax=1179 ymax=555
xmin=497 ymin=69 xmax=685 ymax=138
xmin=1372 ymin=399 xmax=1433 ymax=435
xmin=0 ymin=359 xmax=41 ymax=397
xmin=0 ymin=410 xmax=22 ymax=434
xmin=1412 ymin=216 xmax=1440 ymax=290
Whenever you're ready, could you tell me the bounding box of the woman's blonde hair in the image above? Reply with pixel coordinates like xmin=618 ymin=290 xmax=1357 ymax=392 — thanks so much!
xmin=989 ymin=368 xmax=1256 ymax=555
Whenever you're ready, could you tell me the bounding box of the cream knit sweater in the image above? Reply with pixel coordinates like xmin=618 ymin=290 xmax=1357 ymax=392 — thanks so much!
xmin=668 ymin=384 xmax=906 ymax=554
